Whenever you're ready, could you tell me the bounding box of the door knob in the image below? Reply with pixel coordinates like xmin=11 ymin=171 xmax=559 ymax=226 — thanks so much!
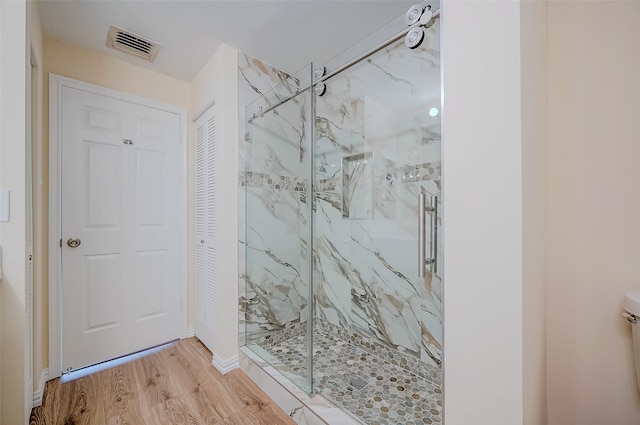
xmin=67 ymin=238 xmax=81 ymax=248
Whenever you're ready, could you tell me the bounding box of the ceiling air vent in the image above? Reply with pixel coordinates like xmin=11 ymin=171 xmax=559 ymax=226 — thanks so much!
xmin=106 ymin=26 xmax=161 ymax=62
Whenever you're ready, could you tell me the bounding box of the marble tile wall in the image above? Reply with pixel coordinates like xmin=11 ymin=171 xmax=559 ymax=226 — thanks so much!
xmin=237 ymin=54 xmax=312 ymax=347
xmin=238 ymin=16 xmax=443 ymax=378
xmin=312 ymin=23 xmax=443 ymax=368
xmin=240 ymin=171 xmax=307 ymax=193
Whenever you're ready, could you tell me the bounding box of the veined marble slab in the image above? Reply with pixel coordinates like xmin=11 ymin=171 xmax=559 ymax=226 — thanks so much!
xmin=238 ymin=54 xmax=312 ymax=347
xmin=313 ymin=22 xmax=442 ymax=366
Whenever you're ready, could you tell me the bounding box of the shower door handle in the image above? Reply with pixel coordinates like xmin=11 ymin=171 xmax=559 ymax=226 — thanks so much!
xmin=418 ymin=193 xmax=437 ymax=277
xmin=427 ymin=195 xmax=437 ymax=274
xmin=419 ymin=193 xmax=426 ymax=277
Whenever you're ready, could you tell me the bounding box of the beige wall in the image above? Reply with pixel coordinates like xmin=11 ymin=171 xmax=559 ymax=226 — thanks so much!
xmin=41 ymin=36 xmax=242 ymax=375
xmin=521 ymin=1 xmax=548 ymax=424
xmin=29 ymin=4 xmax=640 ymax=424
xmin=190 ymin=44 xmax=239 ymax=362
xmin=42 ymin=37 xmax=192 ymax=373
xmin=43 ymin=38 xmax=191 ymax=108
xmin=0 ymin=0 xmax=29 ymax=422
xmin=547 ymin=2 xmax=640 ymax=424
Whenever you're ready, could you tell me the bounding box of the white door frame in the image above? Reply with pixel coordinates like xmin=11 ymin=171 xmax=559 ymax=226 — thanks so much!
xmin=48 ymin=74 xmax=189 ymax=378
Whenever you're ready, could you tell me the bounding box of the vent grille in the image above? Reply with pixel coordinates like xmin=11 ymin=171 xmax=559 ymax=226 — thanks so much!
xmin=106 ymin=26 xmax=161 ymax=62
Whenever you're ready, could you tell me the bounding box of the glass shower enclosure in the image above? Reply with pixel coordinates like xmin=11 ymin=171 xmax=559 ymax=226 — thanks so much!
xmin=243 ymin=63 xmax=315 ymax=393
xmin=242 ymin=6 xmax=442 ymax=424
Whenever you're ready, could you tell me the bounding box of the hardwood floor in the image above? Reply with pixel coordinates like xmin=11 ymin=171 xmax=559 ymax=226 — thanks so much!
xmin=30 ymin=338 xmax=297 ymax=425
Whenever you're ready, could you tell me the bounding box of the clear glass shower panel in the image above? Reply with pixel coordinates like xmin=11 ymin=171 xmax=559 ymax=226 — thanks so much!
xmin=242 ymin=64 xmax=314 ymax=393
xmin=312 ymin=13 xmax=443 ymax=424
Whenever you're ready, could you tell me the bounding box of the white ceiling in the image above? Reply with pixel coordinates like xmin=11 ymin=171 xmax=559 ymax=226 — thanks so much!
xmin=37 ymin=0 xmax=418 ymax=80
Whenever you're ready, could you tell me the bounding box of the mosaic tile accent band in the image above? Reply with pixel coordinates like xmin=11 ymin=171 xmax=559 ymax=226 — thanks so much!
xmin=390 ymin=162 xmax=442 ymax=184
xmin=255 ymin=320 xmax=307 ymax=348
xmin=316 ymin=177 xmax=338 ymax=192
xmin=241 ymin=161 xmax=441 ymax=194
xmin=316 ymin=161 xmax=442 ymax=193
xmin=240 ymin=170 xmax=307 ymax=192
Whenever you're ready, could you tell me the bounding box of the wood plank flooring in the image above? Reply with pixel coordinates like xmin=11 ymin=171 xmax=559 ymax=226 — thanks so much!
xmin=30 ymin=338 xmax=297 ymax=425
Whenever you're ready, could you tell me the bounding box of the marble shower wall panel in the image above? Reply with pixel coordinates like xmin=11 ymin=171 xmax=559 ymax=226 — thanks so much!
xmin=313 ymin=24 xmax=443 ymax=367
xmin=243 ymin=187 xmax=308 ymax=340
xmin=239 ymin=53 xmax=289 ymax=345
xmin=245 ymin=95 xmax=309 ymax=179
xmin=237 ymin=21 xmax=442 ymax=367
xmin=243 ymin=95 xmax=311 ymax=342
xmin=238 ymin=53 xmax=311 ymax=345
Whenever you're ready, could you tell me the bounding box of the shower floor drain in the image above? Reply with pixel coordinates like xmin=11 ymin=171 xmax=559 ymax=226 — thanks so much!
xmin=349 ymin=376 xmax=368 ymax=390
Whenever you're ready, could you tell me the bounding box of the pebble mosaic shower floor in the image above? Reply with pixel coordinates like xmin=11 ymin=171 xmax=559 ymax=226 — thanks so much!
xmin=256 ymin=329 xmax=442 ymax=425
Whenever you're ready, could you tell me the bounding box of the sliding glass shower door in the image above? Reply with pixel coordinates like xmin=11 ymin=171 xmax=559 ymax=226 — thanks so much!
xmin=311 ymin=12 xmax=443 ymax=424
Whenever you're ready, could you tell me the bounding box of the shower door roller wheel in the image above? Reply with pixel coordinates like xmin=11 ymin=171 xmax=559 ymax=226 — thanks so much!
xmin=420 ymin=9 xmax=434 ymax=26
xmin=315 ymin=82 xmax=327 ymax=96
xmin=405 ymin=27 xmax=425 ymax=49
xmin=405 ymin=4 xmax=424 ymax=25
xmin=314 ymin=66 xmax=326 ymax=80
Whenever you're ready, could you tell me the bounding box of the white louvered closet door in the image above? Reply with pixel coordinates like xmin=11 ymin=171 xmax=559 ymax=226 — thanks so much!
xmin=194 ymin=106 xmax=216 ymax=351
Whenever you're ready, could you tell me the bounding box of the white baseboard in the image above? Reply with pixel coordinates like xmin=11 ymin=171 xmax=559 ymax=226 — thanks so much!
xmin=32 ymin=368 xmax=49 ymax=407
xmin=184 ymin=327 xmax=195 ymax=338
xmin=213 ymin=354 xmax=239 ymax=374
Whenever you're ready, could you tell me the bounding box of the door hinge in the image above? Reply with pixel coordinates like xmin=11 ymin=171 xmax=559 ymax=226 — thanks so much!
xmin=59 ymin=238 xmax=62 ymax=248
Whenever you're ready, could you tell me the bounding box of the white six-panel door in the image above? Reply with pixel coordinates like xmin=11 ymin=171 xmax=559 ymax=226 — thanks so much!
xmin=60 ymin=85 xmax=184 ymax=372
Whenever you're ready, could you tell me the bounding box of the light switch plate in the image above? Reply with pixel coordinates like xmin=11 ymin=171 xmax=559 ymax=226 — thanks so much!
xmin=0 ymin=190 xmax=8 ymax=222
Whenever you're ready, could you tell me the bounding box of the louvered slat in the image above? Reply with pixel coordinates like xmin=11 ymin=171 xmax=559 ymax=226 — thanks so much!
xmin=206 ymin=116 xmax=216 ymax=239
xmin=195 ymin=125 xmax=205 ymax=238
xmin=195 ymin=245 xmax=206 ymax=324
xmin=206 ymin=246 xmax=216 ymax=334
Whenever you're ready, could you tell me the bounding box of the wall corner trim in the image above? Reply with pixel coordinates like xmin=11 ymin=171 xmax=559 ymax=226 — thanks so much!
xmin=212 ymin=354 xmax=239 ymax=374
xmin=32 ymin=368 xmax=49 ymax=407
